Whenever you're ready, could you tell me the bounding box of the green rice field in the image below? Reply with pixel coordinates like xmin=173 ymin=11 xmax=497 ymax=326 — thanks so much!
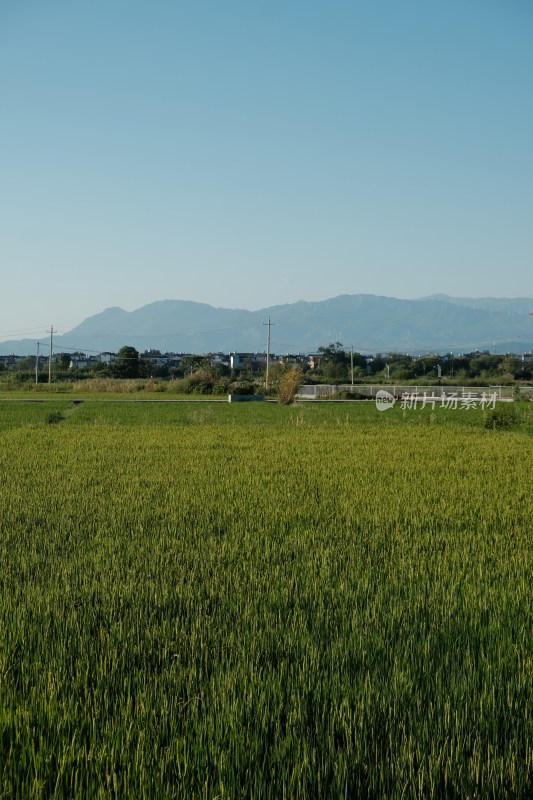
xmin=0 ymin=399 xmax=532 ymax=798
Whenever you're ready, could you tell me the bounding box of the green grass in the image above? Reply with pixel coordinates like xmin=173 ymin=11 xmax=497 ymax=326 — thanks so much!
xmin=0 ymin=400 xmax=531 ymax=798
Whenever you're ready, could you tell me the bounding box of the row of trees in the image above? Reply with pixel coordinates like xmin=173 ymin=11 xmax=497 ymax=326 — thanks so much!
xmin=311 ymin=344 xmax=532 ymax=384
xmin=2 ymin=348 xmax=230 ymax=382
xmin=3 ymin=344 xmax=532 ymax=387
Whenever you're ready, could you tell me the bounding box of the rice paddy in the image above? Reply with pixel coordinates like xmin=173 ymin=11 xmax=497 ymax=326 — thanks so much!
xmin=0 ymin=399 xmax=531 ymax=798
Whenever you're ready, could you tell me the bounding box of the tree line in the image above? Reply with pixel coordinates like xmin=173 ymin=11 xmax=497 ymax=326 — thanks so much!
xmin=2 ymin=343 xmax=532 ymax=388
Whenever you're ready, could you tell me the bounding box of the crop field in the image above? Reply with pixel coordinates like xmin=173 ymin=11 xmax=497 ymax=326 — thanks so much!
xmin=0 ymin=399 xmax=532 ymax=798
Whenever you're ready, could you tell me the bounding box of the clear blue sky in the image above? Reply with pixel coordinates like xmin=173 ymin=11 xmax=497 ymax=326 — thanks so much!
xmin=1 ymin=0 xmax=532 ymax=340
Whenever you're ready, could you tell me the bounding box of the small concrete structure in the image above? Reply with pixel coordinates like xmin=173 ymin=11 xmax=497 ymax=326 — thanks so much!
xmin=228 ymin=394 xmax=265 ymax=403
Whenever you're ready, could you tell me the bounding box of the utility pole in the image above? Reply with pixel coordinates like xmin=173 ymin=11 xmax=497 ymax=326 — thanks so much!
xmin=263 ymin=316 xmax=274 ymax=392
xmin=47 ymin=326 xmax=54 ymax=384
xmin=35 ymin=341 xmax=40 ymax=385
xmin=350 ymin=346 xmax=354 ymax=386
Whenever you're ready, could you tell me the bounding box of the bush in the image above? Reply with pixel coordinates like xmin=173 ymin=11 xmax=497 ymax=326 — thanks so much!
xmin=334 ymin=390 xmax=368 ymax=400
xmin=228 ymin=381 xmax=257 ymax=396
xmin=212 ymin=380 xmax=231 ymax=395
xmin=484 ymin=403 xmax=521 ymax=430
xmin=278 ymin=366 xmax=304 ymax=405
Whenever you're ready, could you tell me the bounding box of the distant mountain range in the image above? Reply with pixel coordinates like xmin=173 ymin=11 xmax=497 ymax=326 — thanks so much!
xmin=2 ymin=294 xmax=533 ymax=356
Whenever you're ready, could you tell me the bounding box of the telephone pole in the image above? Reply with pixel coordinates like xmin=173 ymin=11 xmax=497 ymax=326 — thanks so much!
xmin=47 ymin=326 xmax=54 ymax=384
xmin=263 ymin=317 xmax=274 ymax=392
xmin=35 ymin=341 xmax=40 ymax=385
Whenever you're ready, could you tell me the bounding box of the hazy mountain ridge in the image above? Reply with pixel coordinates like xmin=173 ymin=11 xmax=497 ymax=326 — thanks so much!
xmin=421 ymin=295 xmax=533 ymax=314
xmin=2 ymin=294 xmax=532 ymax=356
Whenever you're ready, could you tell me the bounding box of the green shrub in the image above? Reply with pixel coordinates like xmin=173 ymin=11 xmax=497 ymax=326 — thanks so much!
xmin=484 ymin=403 xmax=521 ymax=429
xmin=228 ymin=380 xmax=257 ymax=396
xmin=334 ymin=390 xmax=367 ymax=400
xmin=46 ymin=412 xmax=64 ymax=424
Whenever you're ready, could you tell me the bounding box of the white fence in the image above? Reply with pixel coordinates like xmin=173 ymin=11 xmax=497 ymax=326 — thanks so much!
xmin=296 ymin=384 xmax=523 ymax=401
